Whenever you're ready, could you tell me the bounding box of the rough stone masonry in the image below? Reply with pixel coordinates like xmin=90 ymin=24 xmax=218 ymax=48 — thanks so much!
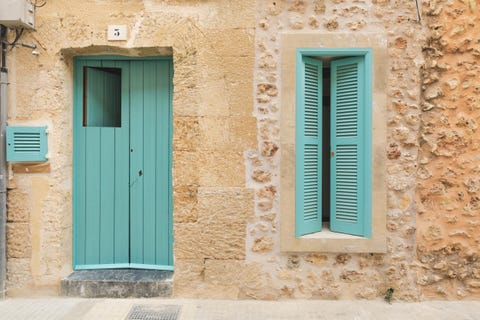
xmin=3 ymin=0 xmax=480 ymax=301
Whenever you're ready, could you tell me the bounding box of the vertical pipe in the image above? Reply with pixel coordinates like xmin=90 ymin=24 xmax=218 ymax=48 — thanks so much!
xmin=0 ymin=25 xmax=8 ymax=299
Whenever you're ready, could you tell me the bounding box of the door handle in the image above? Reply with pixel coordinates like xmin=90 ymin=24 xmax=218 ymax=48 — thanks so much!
xmin=138 ymin=170 xmax=143 ymax=177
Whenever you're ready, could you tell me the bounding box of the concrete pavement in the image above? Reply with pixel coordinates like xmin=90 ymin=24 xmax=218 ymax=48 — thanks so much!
xmin=0 ymin=298 xmax=479 ymax=320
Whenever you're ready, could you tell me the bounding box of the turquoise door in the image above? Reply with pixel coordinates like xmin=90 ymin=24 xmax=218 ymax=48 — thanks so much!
xmin=73 ymin=57 xmax=173 ymax=270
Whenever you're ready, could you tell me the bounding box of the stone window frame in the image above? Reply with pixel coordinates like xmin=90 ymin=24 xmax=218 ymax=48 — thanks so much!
xmin=280 ymin=33 xmax=387 ymax=253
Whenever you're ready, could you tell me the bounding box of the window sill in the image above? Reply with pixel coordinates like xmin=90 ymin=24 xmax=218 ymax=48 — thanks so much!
xmin=281 ymin=222 xmax=386 ymax=253
xmin=300 ymin=223 xmax=364 ymax=240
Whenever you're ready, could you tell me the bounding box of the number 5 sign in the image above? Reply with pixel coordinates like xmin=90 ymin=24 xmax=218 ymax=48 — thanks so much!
xmin=108 ymin=25 xmax=127 ymax=41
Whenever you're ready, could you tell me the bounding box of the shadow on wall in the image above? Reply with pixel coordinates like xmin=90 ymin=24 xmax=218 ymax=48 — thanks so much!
xmin=61 ymin=46 xmax=173 ymax=59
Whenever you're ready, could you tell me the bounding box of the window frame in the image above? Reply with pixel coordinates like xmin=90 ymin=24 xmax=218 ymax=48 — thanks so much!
xmin=280 ymin=33 xmax=387 ymax=253
xmin=83 ymin=66 xmax=122 ymax=128
xmin=295 ymin=50 xmax=372 ymax=238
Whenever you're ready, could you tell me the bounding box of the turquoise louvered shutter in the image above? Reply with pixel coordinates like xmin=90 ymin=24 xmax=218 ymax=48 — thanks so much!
xmin=6 ymin=126 xmax=48 ymax=162
xmin=296 ymin=56 xmax=322 ymax=236
xmin=330 ymin=56 xmax=372 ymax=237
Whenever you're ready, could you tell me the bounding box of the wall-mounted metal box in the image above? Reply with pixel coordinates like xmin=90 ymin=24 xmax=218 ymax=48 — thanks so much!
xmin=6 ymin=126 xmax=48 ymax=162
xmin=0 ymin=0 xmax=35 ymax=30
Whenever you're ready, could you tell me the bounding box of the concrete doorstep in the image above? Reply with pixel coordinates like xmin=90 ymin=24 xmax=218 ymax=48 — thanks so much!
xmin=0 ymin=298 xmax=479 ymax=320
xmin=61 ymin=269 xmax=173 ymax=298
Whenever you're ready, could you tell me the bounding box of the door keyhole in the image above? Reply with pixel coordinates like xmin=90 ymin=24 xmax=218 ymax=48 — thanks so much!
xmin=138 ymin=170 xmax=143 ymax=177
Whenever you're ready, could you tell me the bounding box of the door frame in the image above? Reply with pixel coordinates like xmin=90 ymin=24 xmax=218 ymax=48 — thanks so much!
xmin=72 ymin=55 xmax=173 ymax=270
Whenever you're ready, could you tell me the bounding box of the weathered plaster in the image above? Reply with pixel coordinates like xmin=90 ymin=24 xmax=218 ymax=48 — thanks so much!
xmin=416 ymin=0 xmax=480 ymax=299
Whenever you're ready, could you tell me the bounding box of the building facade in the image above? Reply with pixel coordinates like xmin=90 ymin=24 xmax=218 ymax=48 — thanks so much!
xmin=3 ymin=0 xmax=480 ymax=300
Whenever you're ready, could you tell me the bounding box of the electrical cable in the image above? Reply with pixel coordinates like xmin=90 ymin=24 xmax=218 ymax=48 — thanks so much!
xmin=5 ymin=28 xmax=24 ymax=51
xmin=415 ymin=0 xmax=422 ymax=24
xmin=1 ymin=25 xmax=7 ymax=71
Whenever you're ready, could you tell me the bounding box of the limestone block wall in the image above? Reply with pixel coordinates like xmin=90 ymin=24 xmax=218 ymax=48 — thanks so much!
xmin=5 ymin=0 xmax=257 ymax=296
xmin=416 ymin=0 xmax=480 ymax=299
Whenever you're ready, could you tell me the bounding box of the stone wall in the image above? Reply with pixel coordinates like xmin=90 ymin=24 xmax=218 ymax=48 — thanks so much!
xmin=5 ymin=0 xmax=479 ymax=301
xmin=416 ymin=0 xmax=480 ymax=299
xmin=239 ymin=0 xmax=425 ymax=301
xmin=5 ymin=0 xmax=257 ymax=296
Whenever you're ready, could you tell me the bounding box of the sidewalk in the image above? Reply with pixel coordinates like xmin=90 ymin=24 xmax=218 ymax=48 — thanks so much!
xmin=0 ymin=298 xmax=479 ymax=320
